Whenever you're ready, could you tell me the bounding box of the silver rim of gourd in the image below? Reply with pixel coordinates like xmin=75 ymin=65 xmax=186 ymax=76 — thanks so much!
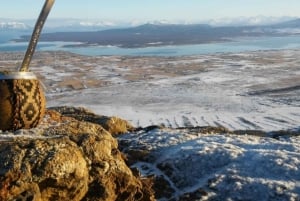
xmin=0 ymin=72 xmax=38 ymax=80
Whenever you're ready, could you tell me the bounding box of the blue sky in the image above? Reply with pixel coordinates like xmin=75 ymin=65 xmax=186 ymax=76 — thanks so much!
xmin=1 ymin=0 xmax=300 ymax=22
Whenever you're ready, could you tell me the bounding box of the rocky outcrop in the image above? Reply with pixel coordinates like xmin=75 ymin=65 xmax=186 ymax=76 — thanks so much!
xmin=0 ymin=107 xmax=154 ymax=201
xmin=50 ymin=106 xmax=135 ymax=135
xmin=118 ymin=126 xmax=300 ymax=201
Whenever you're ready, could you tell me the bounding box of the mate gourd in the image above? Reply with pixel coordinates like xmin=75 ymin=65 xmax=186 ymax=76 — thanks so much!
xmin=0 ymin=0 xmax=54 ymax=131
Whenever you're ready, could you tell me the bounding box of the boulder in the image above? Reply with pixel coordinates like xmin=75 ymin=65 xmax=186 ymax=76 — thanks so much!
xmin=0 ymin=108 xmax=154 ymax=201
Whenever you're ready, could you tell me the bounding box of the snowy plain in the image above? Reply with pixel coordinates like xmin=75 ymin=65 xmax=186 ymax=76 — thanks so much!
xmin=0 ymin=49 xmax=300 ymax=200
xmin=26 ymin=49 xmax=300 ymax=132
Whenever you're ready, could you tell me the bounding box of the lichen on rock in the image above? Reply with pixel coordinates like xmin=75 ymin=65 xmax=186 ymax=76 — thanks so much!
xmin=0 ymin=107 xmax=154 ymax=201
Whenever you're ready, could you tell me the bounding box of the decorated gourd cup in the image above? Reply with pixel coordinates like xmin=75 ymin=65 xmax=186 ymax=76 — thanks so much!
xmin=0 ymin=72 xmax=46 ymax=131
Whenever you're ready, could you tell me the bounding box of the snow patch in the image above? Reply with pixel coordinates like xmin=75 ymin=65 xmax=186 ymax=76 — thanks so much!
xmin=119 ymin=128 xmax=300 ymax=200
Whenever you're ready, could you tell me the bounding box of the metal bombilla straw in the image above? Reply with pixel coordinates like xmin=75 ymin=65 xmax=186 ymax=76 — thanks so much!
xmin=19 ymin=0 xmax=55 ymax=72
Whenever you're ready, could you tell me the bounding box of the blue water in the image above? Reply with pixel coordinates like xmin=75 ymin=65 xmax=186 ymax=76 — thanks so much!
xmin=1 ymin=31 xmax=300 ymax=56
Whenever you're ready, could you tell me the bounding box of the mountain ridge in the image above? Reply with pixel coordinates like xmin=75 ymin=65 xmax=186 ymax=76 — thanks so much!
xmin=12 ymin=18 xmax=300 ymax=48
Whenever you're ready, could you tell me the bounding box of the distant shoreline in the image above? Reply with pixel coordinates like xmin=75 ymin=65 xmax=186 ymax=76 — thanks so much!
xmin=13 ymin=20 xmax=300 ymax=49
xmin=40 ymin=35 xmax=300 ymax=56
xmin=58 ymin=38 xmax=231 ymax=49
xmin=2 ymin=34 xmax=300 ymax=57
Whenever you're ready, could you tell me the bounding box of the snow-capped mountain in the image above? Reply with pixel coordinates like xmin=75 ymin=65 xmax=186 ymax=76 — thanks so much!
xmin=0 ymin=19 xmax=31 ymax=30
xmin=206 ymin=16 xmax=297 ymax=27
xmin=79 ymin=20 xmax=116 ymax=27
xmin=0 ymin=18 xmax=124 ymax=32
xmin=0 ymin=16 xmax=299 ymax=32
xmin=43 ymin=19 xmax=123 ymax=31
xmin=0 ymin=21 xmax=30 ymax=30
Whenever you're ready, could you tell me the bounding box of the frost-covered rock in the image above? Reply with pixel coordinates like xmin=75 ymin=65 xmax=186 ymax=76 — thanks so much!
xmin=119 ymin=127 xmax=300 ymax=201
xmin=0 ymin=105 xmax=299 ymax=201
xmin=0 ymin=108 xmax=154 ymax=201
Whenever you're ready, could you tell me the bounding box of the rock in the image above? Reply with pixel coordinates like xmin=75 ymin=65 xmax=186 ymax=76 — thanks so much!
xmin=0 ymin=107 xmax=154 ymax=201
xmin=152 ymin=175 xmax=175 ymax=200
xmin=49 ymin=106 xmax=135 ymax=135
xmin=118 ymin=127 xmax=300 ymax=201
xmin=0 ymin=137 xmax=88 ymax=201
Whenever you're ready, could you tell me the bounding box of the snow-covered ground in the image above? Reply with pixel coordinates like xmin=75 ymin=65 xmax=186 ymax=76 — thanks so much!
xmin=120 ymin=129 xmax=300 ymax=201
xmin=1 ymin=50 xmax=299 ymax=131
xmin=119 ymin=127 xmax=300 ymax=200
xmin=9 ymin=49 xmax=296 ymax=132
xmin=0 ymin=49 xmax=300 ymax=200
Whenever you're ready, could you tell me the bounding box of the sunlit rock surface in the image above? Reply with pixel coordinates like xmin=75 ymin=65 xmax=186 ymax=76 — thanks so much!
xmin=0 ymin=107 xmax=154 ymax=201
xmin=0 ymin=106 xmax=299 ymax=201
